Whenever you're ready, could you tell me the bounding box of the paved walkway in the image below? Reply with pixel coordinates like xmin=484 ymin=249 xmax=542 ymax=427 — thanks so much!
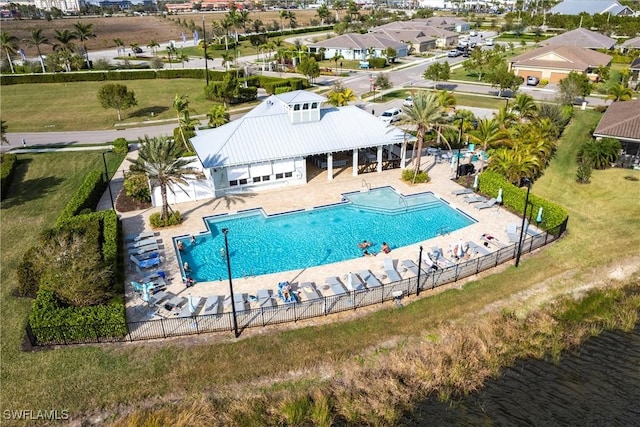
xmin=106 ymin=154 xmax=525 ymax=323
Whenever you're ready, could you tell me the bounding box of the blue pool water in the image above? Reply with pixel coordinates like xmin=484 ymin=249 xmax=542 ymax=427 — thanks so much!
xmin=177 ymin=187 xmax=475 ymax=281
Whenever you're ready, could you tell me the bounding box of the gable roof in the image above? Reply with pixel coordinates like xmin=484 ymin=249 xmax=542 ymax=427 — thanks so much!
xmin=510 ymin=45 xmax=612 ymax=71
xmin=541 ymin=28 xmax=616 ymax=49
xmin=621 ymin=36 xmax=640 ymax=48
xmin=548 ymin=0 xmax=633 ymax=15
xmin=310 ymin=33 xmax=406 ymax=51
xmin=191 ymin=91 xmax=410 ymax=168
xmin=593 ymin=99 xmax=640 ymax=142
xmin=413 ymin=17 xmax=469 ymax=28
xmin=373 ymin=22 xmax=459 ymax=39
xmin=631 ymin=57 xmax=640 ymax=70
xmin=370 ymin=29 xmax=436 ymax=45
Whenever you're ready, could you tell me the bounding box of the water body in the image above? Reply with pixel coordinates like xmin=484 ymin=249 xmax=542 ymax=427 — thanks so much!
xmin=402 ymin=324 xmax=640 ymax=426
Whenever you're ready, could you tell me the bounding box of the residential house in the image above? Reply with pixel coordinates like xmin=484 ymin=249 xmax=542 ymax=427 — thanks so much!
xmin=372 ymin=21 xmax=459 ymax=49
xmin=548 ymin=0 xmax=634 ymax=16
xmin=308 ymin=33 xmax=408 ymax=62
xmin=188 ymin=91 xmax=412 ymax=199
xmin=413 ymin=17 xmax=471 ymax=33
xmin=593 ymin=98 xmax=640 ymax=158
xmin=540 ymin=28 xmax=616 ymax=50
xmin=369 ymin=28 xmax=437 ymax=53
xmin=508 ymin=45 xmax=612 ymax=83
xmin=620 ymin=36 xmax=640 ymax=53
xmin=630 ymin=57 xmax=640 ymax=89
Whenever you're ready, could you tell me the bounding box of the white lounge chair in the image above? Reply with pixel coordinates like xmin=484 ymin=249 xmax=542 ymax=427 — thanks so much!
xmin=401 ymin=259 xmax=422 ymax=276
xmin=467 ymin=241 xmax=491 ymax=256
xmin=127 ymin=237 xmax=157 ymax=249
xmin=125 ymin=231 xmax=155 ymax=242
xmin=200 ymin=296 xmax=222 ymax=316
xmin=506 ymin=223 xmax=520 ymax=243
xmin=128 ymin=243 xmax=159 ymax=256
xmin=326 ymin=277 xmax=347 ymax=295
xmin=358 ymin=270 xmax=382 ymax=288
xmin=451 ymin=188 xmax=474 ymax=196
xmin=383 ymin=259 xmax=402 ymax=282
xmin=299 ymin=282 xmax=323 ymax=301
xmin=480 ymin=234 xmax=507 ymax=248
xmin=430 ymin=247 xmax=455 ymax=268
xmin=463 ymin=194 xmax=487 ymax=204
xmin=177 ymin=296 xmax=203 ymax=317
xmin=257 ymin=289 xmax=276 ymax=307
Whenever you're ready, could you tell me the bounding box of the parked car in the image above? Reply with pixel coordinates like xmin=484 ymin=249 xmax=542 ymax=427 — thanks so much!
xmin=403 ymin=96 xmax=413 ymax=107
xmin=379 ymin=108 xmax=402 ymax=124
xmin=132 ymin=46 xmax=143 ymax=54
xmin=448 ymin=49 xmax=462 ymax=57
xmin=484 ymin=38 xmax=495 ymax=46
xmin=526 ymin=76 xmax=540 ymax=86
xmin=469 ymin=30 xmax=478 ymax=37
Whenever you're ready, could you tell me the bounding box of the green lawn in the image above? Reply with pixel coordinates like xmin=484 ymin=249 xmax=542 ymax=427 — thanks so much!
xmin=1 ymin=110 xmax=639 ymax=419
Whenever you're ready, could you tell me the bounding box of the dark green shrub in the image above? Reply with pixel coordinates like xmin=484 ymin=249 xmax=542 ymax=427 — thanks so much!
xmin=173 ymin=126 xmax=196 ymax=151
xmin=275 ymin=86 xmax=293 ymax=94
xmin=124 ymin=172 xmax=151 ymax=203
xmin=16 ymin=246 xmax=42 ymax=298
xmin=401 ymin=168 xmax=430 ymax=183
xmin=0 ymin=153 xmax=17 ymax=201
xmin=56 ymin=170 xmax=104 ymax=226
xmin=368 ymin=57 xmax=387 ymax=69
xmin=576 ymin=158 xmax=592 ymax=184
xmin=106 ymin=70 xmax=156 ymax=80
xmin=149 ymin=211 xmax=182 ymax=228
xmin=112 ymin=137 xmax=129 ymax=154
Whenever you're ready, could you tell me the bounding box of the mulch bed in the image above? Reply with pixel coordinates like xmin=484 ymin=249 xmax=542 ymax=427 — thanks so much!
xmin=115 ymin=187 xmax=152 ymax=213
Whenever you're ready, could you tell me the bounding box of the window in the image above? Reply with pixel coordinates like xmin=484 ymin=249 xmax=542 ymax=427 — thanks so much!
xmin=239 ymin=178 xmax=248 ymax=185
xmin=284 ymin=172 xmax=293 ymax=178
xmin=294 ymin=104 xmax=300 ymax=111
xmin=229 ymin=180 xmax=239 ymax=186
xmin=263 ymin=175 xmax=270 ymax=181
xmin=275 ymin=173 xmax=284 ymax=179
xmin=302 ymin=103 xmax=309 ymax=110
xmin=311 ymin=102 xmax=318 ymax=109
xmin=253 ymin=176 xmax=261 ymax=183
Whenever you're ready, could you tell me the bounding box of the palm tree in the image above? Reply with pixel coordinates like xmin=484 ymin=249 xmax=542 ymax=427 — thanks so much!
xmin=173 ymin=94 xmax=199 ymax=151
xmin=72 ymin=21 xmax=96 ymax=69
xmin=606 ymin=83 xmax=634 ymax=102
xmin=401 ymin=91 xmax=447 ymax=174
xmin=220 ymin=17 xmax=234 ymax=50
xmin=512 ymin=93 xmax=537 ymax=121
xmin=147 ymin=39 xmax=159 ymax=56
xmin=221 ymin=50 xmax=234 ymax=70
xmin=238 ymin=10 xmax=251 ymax=33
xmin=113 ymin=38 xmax=124 ymax=56
xmin=437 ymin=90 xmax=456 ymax=112
xmin=128 ymin=136 xmax=202 ymax=221
xmin=330 ymin=52 xmax=343 ymax=75
xmin=468 ymin=118 xmax=509 ymax=172
xmin=1 ymin=31 xmax=19 ymax=73
xmin=166 ymin=45 xmax=177 ymax=68
xmin=317 ymin=4 xmax=331 ymax=25
xmin=207 ymin=104 xmax=230 ymax=128
xmin=177 ymin=51 xmax=189 ymax=68
xmin=488 ymin=145 xmax=541 ymax=185
xmin=53 ymin=29 xmax=77 ymax=72
xmin=493 ymin=105 xmax=517 ymax=130
xmin=578 ymin=138 xmax=621 ymax=169
xmin=24 ymin=29 xmax=48 ymax=73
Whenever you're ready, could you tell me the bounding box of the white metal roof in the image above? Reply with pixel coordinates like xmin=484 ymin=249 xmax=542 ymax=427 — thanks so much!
xmin=191 ymin=92 xmax=410 ymax=168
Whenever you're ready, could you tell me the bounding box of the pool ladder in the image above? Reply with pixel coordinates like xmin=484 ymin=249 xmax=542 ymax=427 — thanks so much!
xmin=398 ymin=197 xmax=408 ymax=211
xmin=362 ymin=179 xmax=371 ymax=191
xmin=436 ymin=226 xmax=450 ymax=236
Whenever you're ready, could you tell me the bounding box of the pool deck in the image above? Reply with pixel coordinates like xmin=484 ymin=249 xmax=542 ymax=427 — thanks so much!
xmin=120 ymin=157 xmax=525 ymax=322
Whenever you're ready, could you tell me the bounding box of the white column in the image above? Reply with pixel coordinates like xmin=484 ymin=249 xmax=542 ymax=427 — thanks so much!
xmin=400 ymin=143 xmax=407 ymax=169
xmin=327 ymin=152 xmax=334 ymax=181
xmin=352 ymin=149 xmax=359 ymax=176
xmin=376 ymin=146 xmax=383 ymax=173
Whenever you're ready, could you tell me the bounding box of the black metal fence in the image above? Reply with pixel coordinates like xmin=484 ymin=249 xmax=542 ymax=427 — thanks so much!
xmin=26 ymin=219 xmax=567 ymax=347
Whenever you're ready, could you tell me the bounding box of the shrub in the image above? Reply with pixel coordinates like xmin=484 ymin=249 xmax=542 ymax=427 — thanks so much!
xmin=593 ymin=105 xmax=608 ymax=113
xmin=401 ymin=169 xmax=430 ymax=183
xmin=173 ymin=126 xmax=196 ymax=151
xmin=149 ymin=211 xmax=182 ymax=228
xmin=124 ymin=172 xmax=151 ymax=203
xmin=368 ymin=57 xmax=386 ymax=69
xmin=576 ymin=158 xmax=592 ymax=184
xmin=0 ymin=153 xmax=17 ymax=201
xmin=16 ymin=246 xmax=42 ymax=298
xmin=577 ymin=138 xmax=621 ymax=170
xmin=275 ymin=86 xmax=292 ymax=94
xmin=56 ymin=170 xmax=104 ymax=226
xmin=540 ymin=78 xmax=549 ymax=86
xmin=112 ymin=137 xmax=129 ymax=154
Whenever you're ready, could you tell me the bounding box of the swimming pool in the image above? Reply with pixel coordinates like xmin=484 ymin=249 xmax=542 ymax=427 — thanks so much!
xmin=177 ymin=187 xmax=475 ymax=281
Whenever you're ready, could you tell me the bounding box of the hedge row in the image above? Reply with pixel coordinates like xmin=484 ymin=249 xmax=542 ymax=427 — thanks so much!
xmin=29 ymin=289 xmax=127 ymax=344
xmin=55 ymin=170 xmax=105 ymax=227
xmin=244 ymin=75 xmax=310 ymax=94
xmin=0 ymin=153 xmax=17 ymax=201
xmin=0 ymin=69 xmax=230 ymax=85
xmin=478 ymin=170 xmax=568 ymax=231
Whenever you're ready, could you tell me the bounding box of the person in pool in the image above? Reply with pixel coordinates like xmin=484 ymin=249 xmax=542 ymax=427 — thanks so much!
xmin=381 ymin=242 xmax=391 ymax=254
xmin=358 ymin=240 xmax=373 ymax=249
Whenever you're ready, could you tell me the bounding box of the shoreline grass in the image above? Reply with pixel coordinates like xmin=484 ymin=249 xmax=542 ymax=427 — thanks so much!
xmin=1 ymin=110 xmax=639 ymax=423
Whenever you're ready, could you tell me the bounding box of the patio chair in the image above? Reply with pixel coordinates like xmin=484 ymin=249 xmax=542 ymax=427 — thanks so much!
xmin=148 ymin=291 xmax=171 ymax=306
xmin=383 ymin=258 xmax=402 ymax=282
xmin=257 ymin=289 xmax=276 ymax=307
xmin=480 ymin=234 xmax=507 ymax=248
xmin=401 ymin=259 xmax=422 ymax=276
xmin=135 ymin=266 xmax=166 ymax=285
xmin=346 ymin=272 xmax=366 ymax=291
xmin=451 ymin=188 xmax=474 ymax=196
xmin=299 ymin=282 xmax=323 ymax=300
xmin=506 ymin=223 xmax=520 ymax=243
xmin=127 ymin=237 xmax=157 ymax=249
xmin=177 ymin=296 xmax=203 ymax=317
xmin=200 ymin=296 xmax=223 ymax=316
xmin=326 ymin=277 xmax=347 ymax=295
xmin=358 ymin=270 xmax=382 ymax=288
xmin=130 ymin=254 xmax=162 ymax=269
xmin=163 ymin=295 xmax=188 ymax=314
xmin=232 ymin=293 xmax=250 ymax=311
xmin=430 ymin=247 xmax=455 ymax=268
xmin=128 ymin=243 xmax=159 ymax=257
xmin=467 ymin=241 xmax=491 ymax=256
xmin=125 ymin=231 xmax=155 ymax=242
xmin=475 ymin=198 xmax=498 ymax=209
xmin=463 ymin=194 xmax=488 ymax=204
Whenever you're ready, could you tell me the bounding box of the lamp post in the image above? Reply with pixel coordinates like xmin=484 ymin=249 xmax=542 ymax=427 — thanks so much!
xmin=203 ymin=15 xmax=209 ymax=86
xmin=222 ymin=228 xmax=239 ymax=337
xmin=101 ymin=151 xmax=115 ymax=210
xmin=455 ymin=117 xmax=464 ymax=179
xmin=416 ymin=246 xmax=423 ymax=297
xmin=515 ymin=178 xmax=531 ymax=268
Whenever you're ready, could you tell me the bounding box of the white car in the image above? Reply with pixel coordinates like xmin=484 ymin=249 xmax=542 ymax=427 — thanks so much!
xmin=403 ymin=96 xmax=413 ymax=107
xmin=469 ymin=30 xmax=477 ymax=37
xmin=484 ymin=39 xmax=494 ymax=46
xmin=379 ymin=108 xmax=401 ymax=124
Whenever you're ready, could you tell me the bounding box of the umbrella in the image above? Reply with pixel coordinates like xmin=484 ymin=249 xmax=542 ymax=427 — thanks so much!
xmin=473 ymin=174 xmax=479 ymax=189
xmin=188 ymin=293 xmax=195 ymax=315
xmin=536 ymin=207 xmax=543 ymax=223
xmin=496 ymin=188 xmax=503 ymax=204
xmin=458 ymin=239 xmax=465 ymax=256
xmin=347 ymin=273 xmax=353 ymax=291
xmin=141 ymin=284 xmax=150 ymax=303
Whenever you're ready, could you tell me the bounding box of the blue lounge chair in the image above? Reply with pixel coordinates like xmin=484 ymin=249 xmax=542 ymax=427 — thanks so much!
xmin=358 ymin=270 xmax=382 ymax=288
xmin=277 ymin=282 xmax=297 ymax=303
xmin=475 ymin=198 xmax=498 ymax=209
xmin=130 ymin=254 xmax=162 ymax=269
xmin=383 ymin=258 xmax=402 ymax=282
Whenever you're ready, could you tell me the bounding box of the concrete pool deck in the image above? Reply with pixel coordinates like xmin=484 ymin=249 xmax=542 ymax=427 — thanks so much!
xmin=118 ymin=156 xmax=525 ymax=322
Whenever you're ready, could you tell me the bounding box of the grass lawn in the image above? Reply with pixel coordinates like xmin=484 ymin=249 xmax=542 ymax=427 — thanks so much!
xmin=1 ymin=109 xmax=639 ymax=419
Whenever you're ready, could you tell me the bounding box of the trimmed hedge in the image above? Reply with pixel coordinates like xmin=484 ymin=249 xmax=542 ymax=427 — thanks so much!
xmin=112 ymin=137 xmax=129 ymax=154
xmin=29 ymin=289 xmax=127 ymax=344
xmin=0 ymin=153 xmax=17 ymax=201
xmin=477 ymin=170 xmax=568 ymax=231
xmin=150 ymin=211 xmax=182 ymax=228
xmin=56 ymin=170 xmax=105 ymax=227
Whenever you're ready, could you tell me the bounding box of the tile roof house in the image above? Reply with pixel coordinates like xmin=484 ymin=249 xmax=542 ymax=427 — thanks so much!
xmin=508 ymin=45 xmax=612 ymax=83
xmin=540 ymin=28 xmax=616 ymax=50
xmin=190 ymin=91 xmax=412 ymax=197
xmin=593 ymin=99 xmax=640 ymax=156
xmin=621 ymin=36 xmax=640 ymax=52
xmin=548 ymin=0 xmax=634 ymax=16
xmin=630 ymin=57 xmax=640 ymax=89
xmin=372 ymin=21 xmax=459 ymax=48
xmin=307 ymin=33 xmax=408 ymax=62
xmin=369 ymin=28 xmax=437 ymax=53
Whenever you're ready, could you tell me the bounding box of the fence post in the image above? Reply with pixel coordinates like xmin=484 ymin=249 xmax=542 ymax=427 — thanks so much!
xmin=160 ymin=318 xmax=167 ymax=339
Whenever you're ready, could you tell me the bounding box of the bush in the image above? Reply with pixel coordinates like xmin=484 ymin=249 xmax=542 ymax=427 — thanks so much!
xmin=124 ymin=172 xmax=151 ymax=203
xmin=112 ymin=137 xmax=129 ymax=154
xmin=368 ymin=57 xmax=387 ymax=69
xmin=0 ymin=153 xmax=17 ymax=201
xmin=275 ymin=86 xmax=292 ymax=94
xmin=149 ymin=211 xmax=182 ymax=228
xmin=56 ymin=170 xmax=105 ymax=226
xmin=576 ymin=159 xmax=592 ymax=184
xmin=16 ymin=246 xmax=42 ymax=298
xmin=401 ymin=169 xmax=430 ymax=183
xmin=173 ymin=126 xmax=196 ymax=151
xmin=540 ymin=78 xmax=549 ymax=86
